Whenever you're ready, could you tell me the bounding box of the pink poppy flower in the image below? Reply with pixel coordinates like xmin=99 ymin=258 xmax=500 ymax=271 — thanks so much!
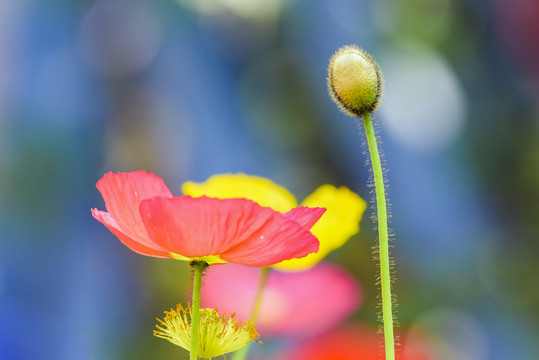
xmin=91 ymin=171 xmax=325 ymax=267
xmin=200 ymin=262 xmax=361 ymax=337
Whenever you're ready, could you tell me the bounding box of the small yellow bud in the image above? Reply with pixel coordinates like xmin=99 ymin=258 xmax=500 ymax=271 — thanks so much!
xmin=328 ymin=45 xmax=383 ymax=117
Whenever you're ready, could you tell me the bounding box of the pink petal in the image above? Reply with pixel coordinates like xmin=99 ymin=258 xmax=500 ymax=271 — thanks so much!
xmin=200 ymin=263 xmax=361 ymax=337
xmin=139 ymin=196 xmax=321 ymax=266
xmin=284 ymin=206 xmax=326 ymax=230
xmin=95 ymin=171 xmax=173 ymax=250
xmin=92 ymin=209 xmax=171 ymax=258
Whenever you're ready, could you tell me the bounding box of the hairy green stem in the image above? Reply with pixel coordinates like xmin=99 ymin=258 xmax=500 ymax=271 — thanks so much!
xmin=363 ymin=112 xmax=395 ymax=360
xmin=231 ymin=266 xmax=270 ymax=360
xmin=190 ymin=261 xmax=207 ymax=360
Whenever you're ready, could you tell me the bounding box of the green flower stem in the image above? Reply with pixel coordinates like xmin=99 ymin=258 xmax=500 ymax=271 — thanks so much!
xmin=231 ymin=266 xmax=271 ymax=360
xmin=249 ymin=266 xmax=270 ymax=324
xmin=190 ymin=261 xmax=207 ymax=360
xmin=362 ymin=112 xmax=395 ymax=360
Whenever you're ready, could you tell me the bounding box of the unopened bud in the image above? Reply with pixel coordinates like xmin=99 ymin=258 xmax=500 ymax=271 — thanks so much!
xmin=328 ymin=45 xmax=383 ymax=117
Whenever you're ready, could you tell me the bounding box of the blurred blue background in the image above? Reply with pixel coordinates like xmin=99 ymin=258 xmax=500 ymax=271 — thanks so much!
xmin=1 ymin=0 xmax=539 ymax=359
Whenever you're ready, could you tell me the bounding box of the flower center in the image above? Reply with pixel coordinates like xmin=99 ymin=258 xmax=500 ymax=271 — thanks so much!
xmin=154 ymin=304 xmax=260 ymax=359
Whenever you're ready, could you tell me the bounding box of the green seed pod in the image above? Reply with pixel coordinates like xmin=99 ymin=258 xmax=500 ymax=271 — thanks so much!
xmin=328 ymin=45 xmax=383 ymax=117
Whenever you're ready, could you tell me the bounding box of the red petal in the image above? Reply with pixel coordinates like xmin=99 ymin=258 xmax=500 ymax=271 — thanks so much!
xmin=139 ymin=196 xmax=321 ymax=266
xmin=284 ymin=206 xmax=326 ymax=230
xmin=95 ymin=171 xmax=173 ymax=250
xmin=92 ymin=209 xmax=171 ymax=258
xmin=220 ymin=214 xmax=320 ymax=267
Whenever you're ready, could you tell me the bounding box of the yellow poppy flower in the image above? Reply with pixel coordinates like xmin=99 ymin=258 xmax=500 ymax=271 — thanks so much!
xmin=182 ymin=174 xmax=366 ymax=271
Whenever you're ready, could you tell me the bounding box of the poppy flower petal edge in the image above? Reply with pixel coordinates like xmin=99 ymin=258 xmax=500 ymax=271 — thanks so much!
xmin=92 ymin=208 xmax=172 ymax=258
xmin=96 ymin=171 xmax=173 ymax=242
xmin=220 ymin=209 xmax=323 ymax=267
xmin=283 ymin=206 xmax=326 ymax=231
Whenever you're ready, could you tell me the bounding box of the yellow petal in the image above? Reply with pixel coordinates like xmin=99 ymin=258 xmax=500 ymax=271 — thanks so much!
xmin=181 ymin=173 xmax=298 ymax=212
xmin=273 ymin=185 xmax=366 ymax=271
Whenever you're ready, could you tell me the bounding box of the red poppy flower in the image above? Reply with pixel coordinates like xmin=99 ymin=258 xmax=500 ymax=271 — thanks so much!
xmin=286 ymin=324 xmax=439 ymax=360
xmin=91 ymin=171 xmax=325 ymax=267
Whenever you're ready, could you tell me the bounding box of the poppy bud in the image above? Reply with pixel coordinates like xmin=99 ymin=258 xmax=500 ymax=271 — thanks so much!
xmin=328 ymin=45 xmax=383 ymax=117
